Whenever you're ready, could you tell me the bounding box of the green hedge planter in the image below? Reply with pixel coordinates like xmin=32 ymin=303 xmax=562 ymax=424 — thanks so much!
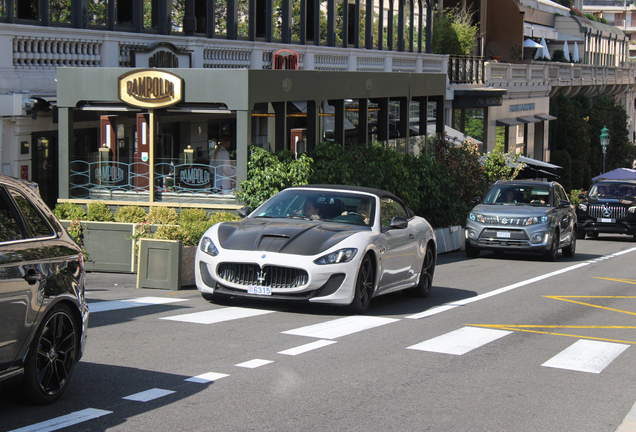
xmin=136 ymin=239 xmax=197 ymax=290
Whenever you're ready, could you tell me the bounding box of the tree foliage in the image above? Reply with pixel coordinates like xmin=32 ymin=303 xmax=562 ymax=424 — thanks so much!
xmin=482 ymin=141 xmax=525 ymax=186
xmin=432 ymin=6 xmax=479 ymax=55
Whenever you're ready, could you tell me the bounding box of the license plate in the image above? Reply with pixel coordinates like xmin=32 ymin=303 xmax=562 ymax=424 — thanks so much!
xmin=496 ymin=231 xmax=511 ymax=238
xmin=248 ymin=286 xmax=271 ymax=296
xmin=598 ymin=218 xmax=615 ymax=223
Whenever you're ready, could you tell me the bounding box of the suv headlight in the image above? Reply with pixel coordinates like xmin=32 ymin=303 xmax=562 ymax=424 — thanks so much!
xmin=629 ymin=206 xmax=636 ymax=214
xmin=468 ymin=212 xmax=485 ymax=223
xmin=200 ymin=236 xmax=219 ymax=257
xmin=314 ymin=248 xmax=357 ymax=265
xmin=578 ymin=203 xmax=588 ymax=211
xmin=522 ymin=216 xmax=549 ymax=226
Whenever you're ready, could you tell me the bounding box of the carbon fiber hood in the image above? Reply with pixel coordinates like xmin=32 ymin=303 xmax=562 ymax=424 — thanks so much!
xmin=216 ymin=218 xmax=369 ymax=255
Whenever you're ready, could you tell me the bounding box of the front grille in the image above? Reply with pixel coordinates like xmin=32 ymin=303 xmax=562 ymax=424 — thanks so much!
xmin=481 ymin=216 xmax=526 ymax=226
xmin=588 ymin=205 xmax=627 ymax=219
xmin=217 ymin=263 xmax=309 ymax=289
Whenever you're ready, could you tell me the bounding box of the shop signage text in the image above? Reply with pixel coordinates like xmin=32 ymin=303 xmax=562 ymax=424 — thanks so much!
xmin=510 ymin=103 xmax=535 ymax=112
xmin=178 ymin=167 xmax=211 ymax=187
xmin=92 ymin=163 xmax=128 ymax=186
xmin=118 ymin=69 xmax=183 ymax=108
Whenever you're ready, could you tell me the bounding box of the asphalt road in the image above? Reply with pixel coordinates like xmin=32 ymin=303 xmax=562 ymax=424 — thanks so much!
xmin=2 ymin=234 xmax=636 ymax=432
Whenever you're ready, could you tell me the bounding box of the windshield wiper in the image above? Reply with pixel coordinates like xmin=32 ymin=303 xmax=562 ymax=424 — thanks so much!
xmin=285 ymin=215 xmax=313 ymax=220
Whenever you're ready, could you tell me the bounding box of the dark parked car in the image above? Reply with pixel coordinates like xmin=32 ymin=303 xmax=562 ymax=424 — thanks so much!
xmin=0 ymin=175 xmax=88 ymax=404
xmin=465 ymin=180 xmax=577 ymax=261
xmin=576 ymin=180 xmax=636 ymax=240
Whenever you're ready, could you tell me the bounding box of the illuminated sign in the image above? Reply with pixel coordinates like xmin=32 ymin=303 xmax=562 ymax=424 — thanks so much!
xmin=118 ymin=69 xmax=183 ymax=108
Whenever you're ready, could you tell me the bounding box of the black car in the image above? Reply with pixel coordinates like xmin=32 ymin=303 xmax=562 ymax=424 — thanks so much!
xmin=465 ymin=180 xmax=577 ymax=261
xmin=0 ymin=175 xmax=88 ymax=404
xmin=576 ymin=180 xmax=636 ymax=240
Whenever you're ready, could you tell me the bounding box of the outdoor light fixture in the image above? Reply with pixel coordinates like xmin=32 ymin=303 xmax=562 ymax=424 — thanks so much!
xmin=600 ymin=125 xmax=610 ymax=174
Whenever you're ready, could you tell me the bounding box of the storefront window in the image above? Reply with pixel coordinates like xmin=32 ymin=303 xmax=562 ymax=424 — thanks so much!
xmin=50 ymin=0 xmax=71 ymax=24
xmin=89 ymin=0 xmax=107 ymax=27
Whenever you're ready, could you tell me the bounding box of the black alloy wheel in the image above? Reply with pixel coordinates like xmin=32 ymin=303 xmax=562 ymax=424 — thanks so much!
xmin=544 ymin=231 xmax=559 ymax=262
xmin=19 ymin=304 xmax=78 ymax=405
xmin=587 ymin=232 xmax=599 ymax=239
xmin=349 ymin=255 xmax=374 ymax=314
xmin=408 ymin=245 xmax=435 ymax=297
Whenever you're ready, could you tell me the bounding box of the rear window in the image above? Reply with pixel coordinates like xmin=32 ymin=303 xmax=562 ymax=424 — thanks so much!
xmin=9 ymin=188 xmax=54 ymax=238
xmin=0 ymin=189 xmax=23 ymax=242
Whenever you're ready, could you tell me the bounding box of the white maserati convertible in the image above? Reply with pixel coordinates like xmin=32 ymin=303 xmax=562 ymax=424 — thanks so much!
xmin=195 ymin=185 xmax=437 ymax=313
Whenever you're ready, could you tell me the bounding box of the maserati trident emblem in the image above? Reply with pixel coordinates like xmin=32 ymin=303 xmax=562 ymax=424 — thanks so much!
xmin=256 ymin=270 xmax=267 ymax=285
xmin=602 ymin=205 xmax=611 ymax=218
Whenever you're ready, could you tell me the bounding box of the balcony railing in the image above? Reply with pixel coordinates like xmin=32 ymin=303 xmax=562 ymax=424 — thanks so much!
xmin=447 ymin=55 xmax=485 ymax=84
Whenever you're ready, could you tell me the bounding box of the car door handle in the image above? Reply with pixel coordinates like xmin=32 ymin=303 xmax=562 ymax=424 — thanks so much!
xmin=409 ymin=234 xmax=415 ymax=240
xmin=24 ymin=271 xmax=42 ymax=285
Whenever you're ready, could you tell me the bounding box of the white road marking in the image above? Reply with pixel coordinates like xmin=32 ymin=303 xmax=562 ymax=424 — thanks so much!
xmin=542 ymin=339 xmax=629 ymax=373
xmin=407 ymin=247 xmax=636 ymax=320
xmin=185 ymin=372 xmax=229 ymax=383
xmin=161 ymin=307 xmax=275 ymax=324
xmin=7 ymin=408 xmax=112 ymax=432
xmin=235 ymin=359 xmax=273 ymax=368
xmin=407 ymin=327 xmax=512 ymax=355
xmin=89 ymin=296 xmax=188 ymax=313
xmin=282 ymin=316 xmax=399 ymax=339
xmin=122 ymin=388 xmax=176 ymax=402
xmin=278 ymin=340 xmax=337 ymax=356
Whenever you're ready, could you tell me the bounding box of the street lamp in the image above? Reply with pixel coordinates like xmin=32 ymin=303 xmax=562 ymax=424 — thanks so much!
xmin=600 ymin=125 xmax=610 ymax=174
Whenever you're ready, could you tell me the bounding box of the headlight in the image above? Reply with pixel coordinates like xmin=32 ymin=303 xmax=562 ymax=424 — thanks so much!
xmin=200 ymin=236 xmax=219 ymax=256
xmin=314 ymin=248 xmax=357 ymax=265
xmin=522 ymin=216 xmax=549 ymax=225
xmin=578 ymin=203 xmax=588 ymax=211
xmin=468 ymin=212 xmax=485 ymax=223
xmin=629 ymin=206 xmax=636 ymax=214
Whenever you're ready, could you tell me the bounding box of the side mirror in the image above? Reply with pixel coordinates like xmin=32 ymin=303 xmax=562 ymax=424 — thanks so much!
xmin=389 ymin=216 xmax=408 ymax=230
xmin=238 ymin=206 xmax=252 ymax=218
xmin=471 ymin=196 xmax=481 ymax=205
xmin=578 ymin=193 xmax=585 ymax=199
xmin=558 ymin=200 xmax=570 ymax=209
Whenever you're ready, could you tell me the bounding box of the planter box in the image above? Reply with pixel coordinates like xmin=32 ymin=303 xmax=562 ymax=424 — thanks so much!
xmin=136 ymin=238 xmax=196 ymax=290
xmin=434 ymin=226 xmax=464 ymax=254
xmin=62 ymin=221 xmax=135 ymax=273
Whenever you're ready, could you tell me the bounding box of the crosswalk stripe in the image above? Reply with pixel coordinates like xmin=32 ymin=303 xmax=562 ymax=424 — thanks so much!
xmin=185 ymin=372 xmax=229 ymax=383
xmin=161 ymin=307 xmax=275 ymax=324
xmin=407 ymin=327 xmax=512 ymax=355
xmin=7 ymin=408 xmax=112 ymax=432
xmin=89 ymin=297 xmax=188 ymax=313
xmin=235 ymin=359 xmax=273 ymax=368
xmin=278 ymin=340 xmax=337 ymax=356
xmin=282 ymin=316 xmax=399 ymax=339
xmin=122 ymin=388 xmax=175 ymax=402
xmin=541 ymin=339 xmax=629 ymax=373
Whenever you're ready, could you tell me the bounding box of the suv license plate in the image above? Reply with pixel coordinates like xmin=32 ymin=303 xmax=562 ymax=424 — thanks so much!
xmin=496 ymin=231 xmax=511 ymax=238
xmin=598 ymin=218 xmax=615 ymax=223
xmin=248 ymin=286 xmax=271 ymax=296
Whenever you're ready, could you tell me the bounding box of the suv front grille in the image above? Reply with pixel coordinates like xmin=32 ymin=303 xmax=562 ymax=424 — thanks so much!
xmin=217 ymin=263 xmax=309 ymax=289
xmin=587 ymin=205 xmax=626 ymax=219
xmin=480 ymin=216 xmax=526 ymax=226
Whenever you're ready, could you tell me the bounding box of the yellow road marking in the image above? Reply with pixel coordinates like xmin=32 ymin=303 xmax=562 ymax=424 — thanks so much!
xmin=594 ymin=277 xmax=636 ymax=284
xmin=542 ymin=295 xmax=636 ymax=316
xmin=469 ymin=324 xmax=636 ymax=345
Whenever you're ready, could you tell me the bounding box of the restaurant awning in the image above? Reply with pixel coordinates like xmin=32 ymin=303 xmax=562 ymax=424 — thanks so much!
xmin=496 ymin=118 xmax=523 ymax=127
xmin=535 ymin=113 xmax=557 ymax=121
xmin=517 ymin=115 xmax=541 ymax=123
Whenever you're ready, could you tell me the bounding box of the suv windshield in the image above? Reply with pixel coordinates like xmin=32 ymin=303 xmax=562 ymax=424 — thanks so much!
xmin=252 ymin=190 xmax=375 ymax=226
xmin=588 ymin=182 xmax=636 ymax=199
xmin=483 ymin=184 xmax=551 ymax=207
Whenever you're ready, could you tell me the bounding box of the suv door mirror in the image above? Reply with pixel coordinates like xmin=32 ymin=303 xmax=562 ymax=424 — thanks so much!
xmin=558 ymin=200 xmax=571 ymax=208
xmin=578 ymin=193 xmax=585 ymax=199
xmin=471 ymin=196 xmax=481 ymax=205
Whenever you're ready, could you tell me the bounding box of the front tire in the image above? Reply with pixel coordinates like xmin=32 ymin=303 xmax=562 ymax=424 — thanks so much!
xmin=349 ymin=255 xmax=374 ymax=314
xmin=562 ymin=232 xmax=576 ymax=257
xmin=544 ymin=231 xmax=559 ymax=262
xmin=465 ymin=241 xmax=480 ymax=258
xmin=17 ymin=304 xmax=79 ymax=405
xmin=408 ymin=245 xmax=435 ymax=298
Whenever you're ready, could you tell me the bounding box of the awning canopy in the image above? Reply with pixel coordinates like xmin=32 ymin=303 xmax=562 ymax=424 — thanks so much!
xmin=535 ymin=113 xmax=557 ymax=121
xmin=523 ymin=39 xmax=544 ymax=49
xmin=517 ymin=115 xmax=541 ymax=123
xmin=517 ymin=155 xmax=562 ymax=170
xmin=496 ymin=118 xmax=523 ymax=127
